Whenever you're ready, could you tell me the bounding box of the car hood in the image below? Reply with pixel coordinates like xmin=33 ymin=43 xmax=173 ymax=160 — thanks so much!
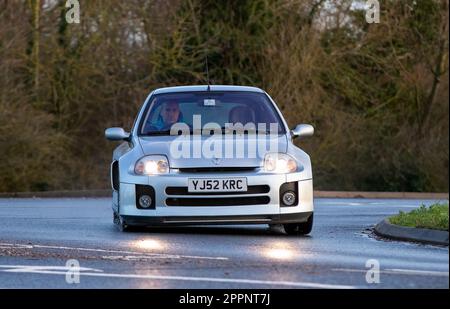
xmin=138 ymin=135 xmax=288 ymax=168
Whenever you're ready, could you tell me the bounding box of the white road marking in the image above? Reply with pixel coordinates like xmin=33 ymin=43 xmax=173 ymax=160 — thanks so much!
xmin=385 ymin=268 xmax=449 ymax=277
xmin=333 ymin=268 xmax=449 ymax=277
xmin=317 ymin=201 xmax=430 ymax=208
xmin=0 ymin=264 xmax=357 ymax=289
xmin=0 ymin=265 xmax=103 ymax=272
xmin=0 ymin=242 xmax=228 ymax=261
xmin=0 ymin=244 xmax=33 ymax=249
xmin=101 ymin=255 xmax=180 ymax=261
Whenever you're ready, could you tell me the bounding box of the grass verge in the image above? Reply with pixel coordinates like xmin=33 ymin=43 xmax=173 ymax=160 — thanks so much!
xmin=389 ymin=203 xmax=449 ymax=231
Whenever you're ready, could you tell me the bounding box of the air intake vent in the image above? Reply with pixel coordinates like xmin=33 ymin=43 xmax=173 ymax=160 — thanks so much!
xmin=178 ymin=167 xmax=258 ymax=173
xmin=166 ymin=196 xmax=270 ymax=207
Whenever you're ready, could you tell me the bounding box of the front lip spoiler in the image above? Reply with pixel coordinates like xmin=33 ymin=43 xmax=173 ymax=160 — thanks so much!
xmin=121 ymin=212 xmax=312 ymax=227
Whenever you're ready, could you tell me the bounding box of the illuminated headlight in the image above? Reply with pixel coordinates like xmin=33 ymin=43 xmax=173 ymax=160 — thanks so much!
xmin=134 ymin=155 xmax=169 ymax=175
xmin=264 ymin=153 xmax=297 ymax=173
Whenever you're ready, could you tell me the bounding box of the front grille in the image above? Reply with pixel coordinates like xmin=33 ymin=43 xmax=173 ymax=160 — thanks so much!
xmin=165 ymin=185 xmax=270 ymax=196
xmin=178 ymin=167 xmax=258 ymax=173
xmin=166 ymin=196 xmax=270 ymax=207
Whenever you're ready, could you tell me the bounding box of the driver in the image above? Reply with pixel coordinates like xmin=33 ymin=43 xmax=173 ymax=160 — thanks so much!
xmin=156 ymin=101 xmax=182 ymax=130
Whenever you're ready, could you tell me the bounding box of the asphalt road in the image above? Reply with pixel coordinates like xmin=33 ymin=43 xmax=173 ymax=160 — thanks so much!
xmin=0 ymin=197 xmax=448 ymax=289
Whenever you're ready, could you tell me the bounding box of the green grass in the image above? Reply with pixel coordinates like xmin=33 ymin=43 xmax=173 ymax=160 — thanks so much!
xmin=389 ymin=203 xmax=449 ymax=231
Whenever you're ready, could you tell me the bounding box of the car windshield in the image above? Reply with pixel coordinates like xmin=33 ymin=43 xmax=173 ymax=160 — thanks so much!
xmin=139 ymin=92 xmax=286 ymax=136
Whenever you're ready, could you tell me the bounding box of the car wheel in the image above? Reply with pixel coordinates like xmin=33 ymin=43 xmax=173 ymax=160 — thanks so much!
xmin=284 ymin=214 xmax=313 ymax=235
xmin=113 ymin=211 xmax=131 ymax=232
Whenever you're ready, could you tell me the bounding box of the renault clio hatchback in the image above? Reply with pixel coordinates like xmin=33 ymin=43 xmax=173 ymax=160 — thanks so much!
xmin=105 ymin=85 xmax=315 ymax=235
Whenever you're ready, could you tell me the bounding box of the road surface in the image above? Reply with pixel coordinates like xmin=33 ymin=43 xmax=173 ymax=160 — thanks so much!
xmin=0 ymin=197 xmax=448 ymax=288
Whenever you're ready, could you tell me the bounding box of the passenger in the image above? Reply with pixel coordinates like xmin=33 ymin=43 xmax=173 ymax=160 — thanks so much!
xmin=229 ymin=106 xmax=255 ymax=125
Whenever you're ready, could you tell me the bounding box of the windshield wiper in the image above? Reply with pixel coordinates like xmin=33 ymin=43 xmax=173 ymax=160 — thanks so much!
xmin=143 ymin=130 xmax=172 ymax=136
xmin=220 ymin=127 xmax=272 ymax=135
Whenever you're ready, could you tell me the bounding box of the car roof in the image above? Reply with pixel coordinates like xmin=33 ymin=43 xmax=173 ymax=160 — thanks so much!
xmin=153 ymin=85 xmax=265 ymax=95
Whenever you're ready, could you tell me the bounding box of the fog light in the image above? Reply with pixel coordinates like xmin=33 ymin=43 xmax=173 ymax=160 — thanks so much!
xmin=139 ymin=195 xmax=152 ymax=208
xmin=282 ymin=191 xmax=296 ymax=206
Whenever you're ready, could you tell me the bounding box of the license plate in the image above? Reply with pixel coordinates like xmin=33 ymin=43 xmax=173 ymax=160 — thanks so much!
xmin=188 ymin=178 xmax=248 ymax=193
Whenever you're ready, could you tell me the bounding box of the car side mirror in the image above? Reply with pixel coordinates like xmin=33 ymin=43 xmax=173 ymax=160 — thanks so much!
xmin=291 ymin=124 xmax=314 ymax=139
xmin=105 ymin=127 xmax=130 ymax=141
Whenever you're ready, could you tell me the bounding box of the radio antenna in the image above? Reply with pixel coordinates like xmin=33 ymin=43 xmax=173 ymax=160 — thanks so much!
xmin=205 ymin=55 xmax=211 ymax=91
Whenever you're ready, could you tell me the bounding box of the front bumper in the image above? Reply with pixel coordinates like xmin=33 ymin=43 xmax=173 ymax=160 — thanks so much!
xmin=121 ymin=212 xmax=313 ymax=227
xmin=113 ymin=171 xmax=313 ymax=224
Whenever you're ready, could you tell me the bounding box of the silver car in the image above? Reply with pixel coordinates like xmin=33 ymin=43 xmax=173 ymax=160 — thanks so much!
xmin=105 ymin=85 xmax=314 ymax=235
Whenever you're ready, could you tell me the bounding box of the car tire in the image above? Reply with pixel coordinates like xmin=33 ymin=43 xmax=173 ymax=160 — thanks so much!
xmin=284 ymin=214 xmax=313 ymax=235
xmin=113 ymin=211 xmax=131 ymax=232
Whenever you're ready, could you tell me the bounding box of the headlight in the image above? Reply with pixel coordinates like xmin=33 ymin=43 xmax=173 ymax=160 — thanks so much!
xmin=134 ymin=155 xmax=169 ymax=175
xmin=264 ymin=153 xmax=297 ymax=173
